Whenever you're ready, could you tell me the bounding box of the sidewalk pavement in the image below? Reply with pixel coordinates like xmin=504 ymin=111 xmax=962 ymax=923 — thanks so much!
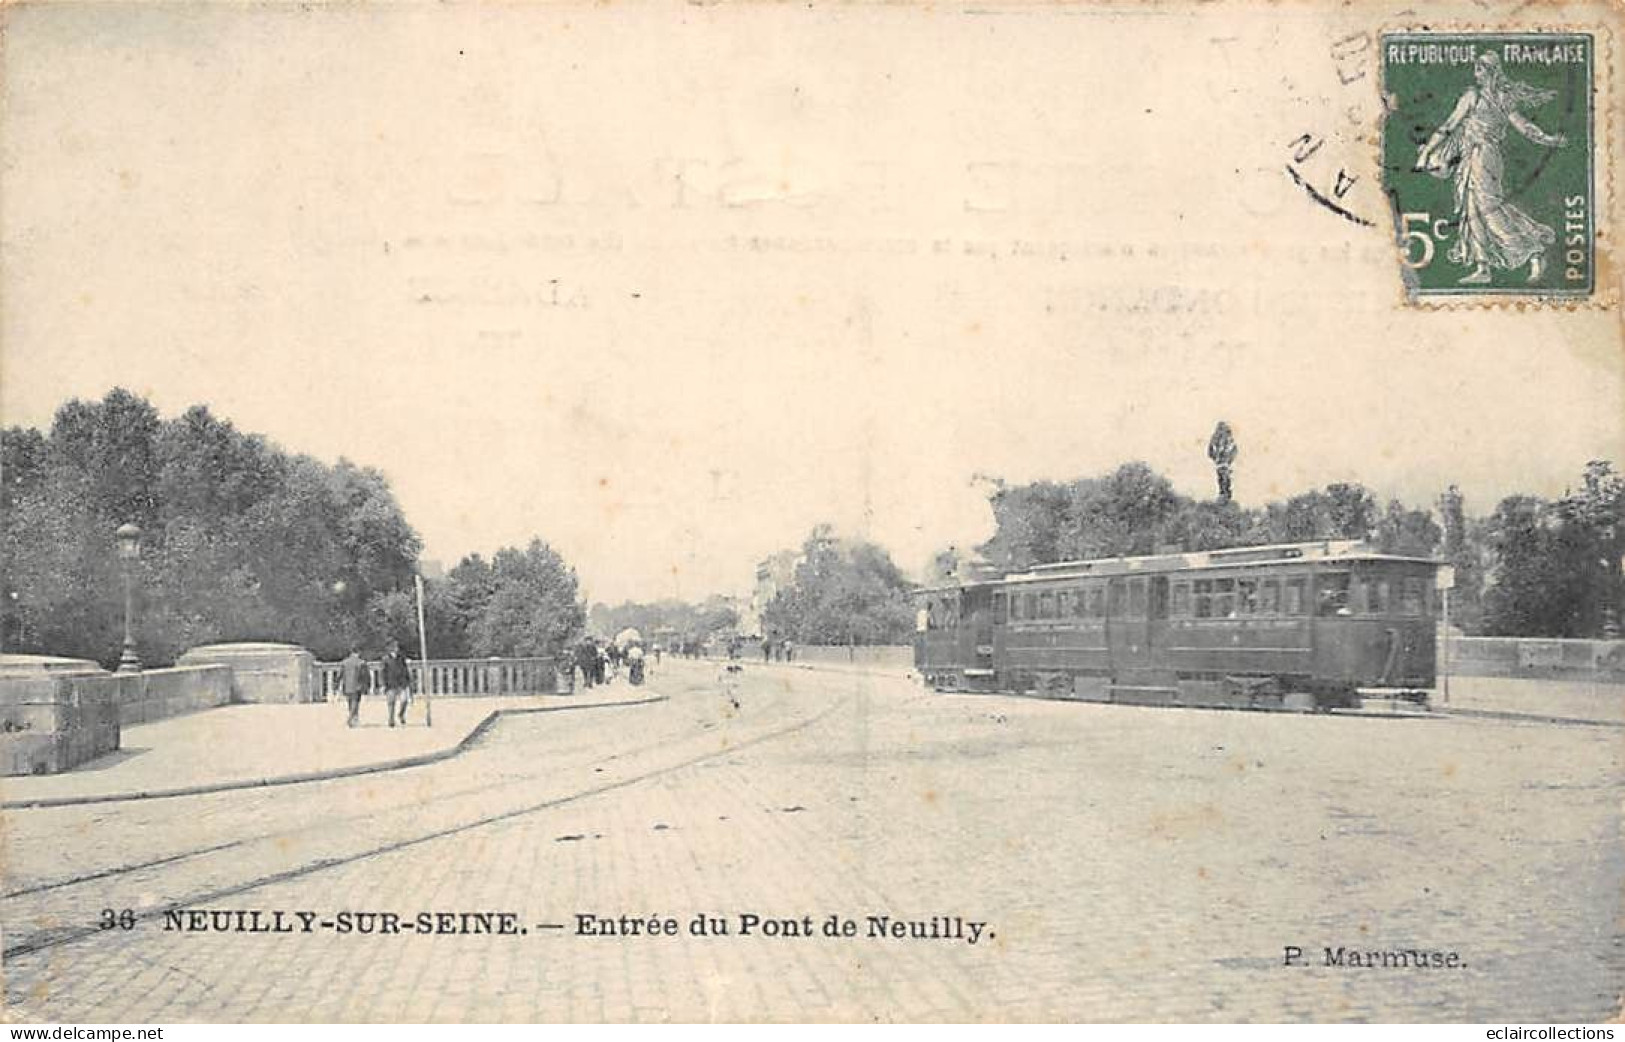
xmin=1436 ymin=674 xmax=1624 ymax=726
xmin=1 ymin=690 xmax=662 ymax=809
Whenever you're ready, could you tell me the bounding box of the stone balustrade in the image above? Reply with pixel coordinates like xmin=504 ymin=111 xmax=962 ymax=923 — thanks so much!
xmin=316 ymin=656 xmax=558 ymax=700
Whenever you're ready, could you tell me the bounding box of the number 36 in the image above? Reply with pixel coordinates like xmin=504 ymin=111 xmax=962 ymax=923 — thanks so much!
xmin=99 ymin=908 xmax=136 ymax=930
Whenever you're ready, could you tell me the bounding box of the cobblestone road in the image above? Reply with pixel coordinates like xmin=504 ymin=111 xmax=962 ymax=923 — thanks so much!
xmin=4 ymin=662 xmax=1620 ymax=1022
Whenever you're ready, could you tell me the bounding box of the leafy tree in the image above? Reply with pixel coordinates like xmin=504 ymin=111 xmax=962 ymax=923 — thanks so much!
xmin=1480 ymin=496 xmax=1579 ymax=636
xmin=1323 ymin=483 xmax=1378 ymax=539
xmin=1476 ymin=463 xmax=1625 ymax=638
xmin=1060 ymin=462 xmax=1184 ymax=559
xmin=1374 ymin=499 xmax=1442 ymax=557
xmin=1258 ymin=484 xmax=1377 ymax=544
xmin=466 ymin=540 xmax=584 ymax=657
xmin=978 ymin=463 xmax=1185 ymax=568
xmin=1436 ymin=485 xmax=1484 ymax=632
xmin=1 ymin=426 xmax=47 ymax=513
xmin=762 ymin=526 xmax=914 ymax=644
xmin=366 ymin=589 xmax=422 ymax=655
xmin=1161 ymin=499 xmax=1262 ymax=552
xmin=1556 ymin=461 xmax=1625 ymax=636
xmin=48 ymin=388 xmax=162 ymax=530
xmin=1 ymin=390 xmax=426 ymax=664
xmin=692 ymin=595 xmax=742 ymax=642
xmin=417 ymin=554 xmax=499 ymax=659
xmin=979 ymin=480 xmax=1072 ymax=570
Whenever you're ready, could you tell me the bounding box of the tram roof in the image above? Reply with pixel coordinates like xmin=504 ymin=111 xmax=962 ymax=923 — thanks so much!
xmin=916 ymin=541 xmax=1438 ymax=594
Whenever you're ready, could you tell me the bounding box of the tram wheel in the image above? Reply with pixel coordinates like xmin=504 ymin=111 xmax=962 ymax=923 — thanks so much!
xmin=1282 ymin=691 xmax=1316 ymax=713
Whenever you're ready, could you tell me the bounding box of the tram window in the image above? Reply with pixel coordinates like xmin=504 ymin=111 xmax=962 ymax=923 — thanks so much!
xmin=1057 ymin=590 xmax=1072 ymax=618
xmin=1171 ymin=583 xmax=1191 ymax=617
xmin=993 ymin=594 xmax=1007 ymax=625
xmin=1010 ymin=594 xmax=1023 ymax=621
xmin=1039 ymin=591 xmax=1056 ymax=619
xmin=1363 ymin=579 xmax=1390 ymax=615
xmin=1072 ymin=588 xmax=1089 ymax=618
xmin=1023 ymin=593 xmax=1037 ymax=621
xmin=1087 ymin=586 xmax=1105 ymax=617
xmin=1193 ymin=579 xmax=1212 ymax=618
xmin=1108 ymin=582 xmax=1126 ymax=616
xmin=1284 ymin=577 xmax=1308 ymax=615
xmin=1317 ymin=572 xmax=1352 ymax=616
xmin=1128 ymin=579 xmax=1147 ymax=617
xmin=1236 ymin=578 xmax=1259 ymax=615
xmin=1150 ymin=578 xmax=1170 ymax=619
xmin=1400 ymin=578 xmax=1425 ymax=617
xmin=1211 ymin=578 xmax=1236 ymax=618
xmin=1258 ymin=579 xmax=1280 ymax=615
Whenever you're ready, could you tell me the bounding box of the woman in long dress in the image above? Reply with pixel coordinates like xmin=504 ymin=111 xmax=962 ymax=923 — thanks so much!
xmin=1415 ymin=52 xmax=1568 ymax=284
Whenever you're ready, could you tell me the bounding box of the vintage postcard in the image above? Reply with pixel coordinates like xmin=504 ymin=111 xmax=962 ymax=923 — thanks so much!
xmin=2 ymin=0 xmax=1622 ymax=1026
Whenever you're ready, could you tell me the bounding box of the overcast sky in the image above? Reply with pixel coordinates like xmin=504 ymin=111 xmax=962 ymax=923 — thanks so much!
xmin=5 ymin=3 xmax=1620 ymax=603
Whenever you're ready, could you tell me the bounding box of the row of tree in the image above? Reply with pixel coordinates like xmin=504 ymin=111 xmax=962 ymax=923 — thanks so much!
xmin=604 ymin=457 xmax=1625 ymax=648
xmin=1 ymin=391 xmax=586 ymax=666
xmin=586 ymin=597 xmax=741 ymax=649
xmin=4 ymin=392 xmax=1619 ymax=663
xmin=1461 ymin=462 xmax=1625 ymax=638
xmin=951 ymin=460 xmax=1623 ymax=639
xmin=963 ymin=463 xmax=1439 ymax=570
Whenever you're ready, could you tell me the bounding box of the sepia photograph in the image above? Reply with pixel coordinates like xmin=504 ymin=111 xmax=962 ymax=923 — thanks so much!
xmin=1 ymin=0 xmax=1622 ymax=1025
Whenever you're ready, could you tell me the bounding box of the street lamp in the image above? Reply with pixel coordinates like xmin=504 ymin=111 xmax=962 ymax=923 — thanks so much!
xmin=115 ymin=522 xmax=142 ymax=673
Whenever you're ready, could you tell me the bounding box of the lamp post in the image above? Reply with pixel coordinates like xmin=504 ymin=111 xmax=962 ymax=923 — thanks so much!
xmin=115 ymin=522 xmax=142 ymax=673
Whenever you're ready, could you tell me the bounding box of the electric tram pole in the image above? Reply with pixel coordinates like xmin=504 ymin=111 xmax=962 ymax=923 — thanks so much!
xmin=1438 ymin=565 xmax=1456 ymax=707
xmin=415 ymin=570 xmax=432 ymax=728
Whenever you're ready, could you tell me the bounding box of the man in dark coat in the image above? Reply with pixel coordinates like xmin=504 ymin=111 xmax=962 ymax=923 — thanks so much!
xmin=576 ymin=640 xmax=598 ymax=689
xmin=381 ymin=639 xmax=413 ymax=727
xmin=340 ymin=645 xmax=367 ymax=728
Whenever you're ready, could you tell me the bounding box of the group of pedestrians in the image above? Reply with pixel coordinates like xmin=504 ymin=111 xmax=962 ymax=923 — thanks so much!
xmin=759 ymin=637 xmax=796 ymax=663
xmin=337 ymin=640 xmax=416 ymax=729
xmin=572 ymin=638 xmax=655 ymax=689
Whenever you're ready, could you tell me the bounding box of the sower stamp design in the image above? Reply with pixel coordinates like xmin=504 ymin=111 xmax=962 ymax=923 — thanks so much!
xmin=1382 ymin=33 xmax=1594 ymax=299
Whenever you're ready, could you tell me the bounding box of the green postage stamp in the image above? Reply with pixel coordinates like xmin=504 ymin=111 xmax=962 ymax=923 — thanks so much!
xmin=1382 ymin=33 xmax=1595 ymax=299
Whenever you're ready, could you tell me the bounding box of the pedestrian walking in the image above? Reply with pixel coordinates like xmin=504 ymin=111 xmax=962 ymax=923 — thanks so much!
xmin=382 ymin=639 xmax=412 ymax=727
xmin=573 ymin=641 xmax=589 ymax=689
xmin=340 ymin=645 xmax=367 ymax=728
xmin=718 ymin=661 xmax=743 ymax=712
xmin=783 ymin=639 xmax=795 ymax=663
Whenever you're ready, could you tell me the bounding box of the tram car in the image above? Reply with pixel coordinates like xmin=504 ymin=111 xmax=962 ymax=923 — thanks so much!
xmin=914 ymin=541 xmax=1440 ymax=712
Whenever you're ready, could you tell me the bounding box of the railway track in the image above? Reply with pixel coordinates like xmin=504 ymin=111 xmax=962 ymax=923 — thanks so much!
xmin=2 ymin=669 xmax=852 ymax=962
